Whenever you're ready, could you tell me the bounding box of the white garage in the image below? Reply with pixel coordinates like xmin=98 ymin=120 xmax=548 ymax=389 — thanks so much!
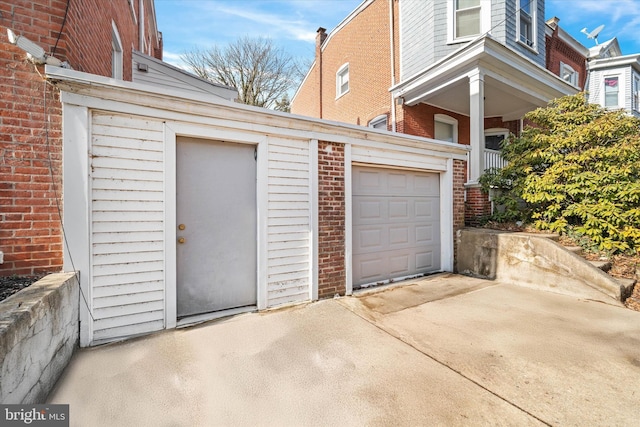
xmin=51 ymin=66 xmax=469 ymax=346
xmin=352 ymin=166 xmax=441 ymax=288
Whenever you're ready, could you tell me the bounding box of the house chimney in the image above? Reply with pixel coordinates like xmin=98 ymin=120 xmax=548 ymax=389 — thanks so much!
xmin=316 ymin=27 xmax=327 ymax=49
xmin=546 ymin=17 xmax=560 ymax=31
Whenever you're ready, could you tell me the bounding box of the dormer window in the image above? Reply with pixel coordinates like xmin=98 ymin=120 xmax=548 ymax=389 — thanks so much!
xmin=517 ymin=0 xmax=537 ymax=50
xmin=336 ymin=63 xmax=349 ymax=98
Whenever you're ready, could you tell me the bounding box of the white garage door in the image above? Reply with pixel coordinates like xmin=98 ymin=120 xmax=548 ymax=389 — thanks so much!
xmin=352 ymin=166 xmax=440 ymax=288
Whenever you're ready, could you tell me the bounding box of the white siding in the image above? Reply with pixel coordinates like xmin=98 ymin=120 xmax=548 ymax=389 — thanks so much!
xmin=90 ymin=112 xmax=165 ymax=342
xmin=266 ymin=137 xmax=311 ymax=306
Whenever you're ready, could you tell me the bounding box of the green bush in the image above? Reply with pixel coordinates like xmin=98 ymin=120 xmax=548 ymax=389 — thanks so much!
xmin=482 ymin=93 xmax=640 ymax=254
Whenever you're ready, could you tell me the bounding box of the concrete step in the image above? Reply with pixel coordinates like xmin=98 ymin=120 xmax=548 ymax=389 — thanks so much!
xmin=589 ymin=259 xmax=612 ymax=272
xmin=565 ymin=246 xmax=583 ymax=256
xmin=616 ymin=277 xmax=637 ymax=301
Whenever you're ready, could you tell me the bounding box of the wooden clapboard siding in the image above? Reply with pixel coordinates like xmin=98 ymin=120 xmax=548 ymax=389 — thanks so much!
xmin=267 ymin=137 xmax=311 ymax=305
xmin=90 ymin=112 xmax=165 ymax=341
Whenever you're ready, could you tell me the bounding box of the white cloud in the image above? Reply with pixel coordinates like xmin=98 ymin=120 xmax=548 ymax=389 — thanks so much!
xmin=215 ymin=6 xmax=316 ymax=42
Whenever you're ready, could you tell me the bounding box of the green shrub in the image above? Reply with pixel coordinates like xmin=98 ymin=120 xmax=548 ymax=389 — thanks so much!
xmin=483 ymin=93 xmax=640 ymax=253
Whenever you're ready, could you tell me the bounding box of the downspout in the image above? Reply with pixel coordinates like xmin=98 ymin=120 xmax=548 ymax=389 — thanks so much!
xmin=139 ymin=0 xmax=145 ymax=53
xmin=389 ymin=0 xmax=397 ymax=132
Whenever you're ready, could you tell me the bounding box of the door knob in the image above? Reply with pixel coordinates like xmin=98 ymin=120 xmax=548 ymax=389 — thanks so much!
xmin=178 ymin=224 xmax=186 ymax=230
xmin=178 ymin=237 xmax=185 ymax=244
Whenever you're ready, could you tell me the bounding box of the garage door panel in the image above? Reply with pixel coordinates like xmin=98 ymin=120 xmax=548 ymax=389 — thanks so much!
xmin=416 ymin=224 xmax=435 ymax=244
xmin=355 ymin=226 xmax=387 ymax=252
xmin=353 ymin=166 xmax=441 ymax=288
xmin=389 ymin=200 xmax=409 ymax=219
xmin=389 ymin=226 xmax=410 ymax=246
xmin=389 ymin=254 xmax=410 ymax=276
xmin=416 ymin=251 xmax=436 ymax=270
xmin=388 ymin=173 xmax=408 ymax=192
xmin=356 ymin=256 xmax=388 ymax=283
xmin=415 ymin=174 xmax=440 ymax=196
xmin=415 ymin=199 xmax=438 ymax=219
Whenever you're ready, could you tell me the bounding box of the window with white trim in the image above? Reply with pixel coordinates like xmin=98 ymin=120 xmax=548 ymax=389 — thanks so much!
xmin=449 ymin=0 xmax=490 ymax=43
xmin=455 ymin=0 xmax=481 ymax=38
xmin=560 ymin=62 xmax=578 ymax=86
xmin=485 ymin=129 xmax=509 ymax=151
xmin=434 ymin=114 xmax=458 ymax=143
xmin=634 ymin=75 xmax=640 ymax=112
xmin=517 ymin=0 xmax=536 ymax=49
xmin=336 ymin=63 xmax=349 ymax=98
xmin=111 ymin=21 xmax=123 ymax=80
xmin=369 ymin=115 xmax=388 ymax=130
xmin=604 ymin=76 xmax=619 ymax=107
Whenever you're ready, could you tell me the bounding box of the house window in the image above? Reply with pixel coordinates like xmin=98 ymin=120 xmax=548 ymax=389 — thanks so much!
xmin=111 ymin=21 xmax=123 ymax=80
xmin=369 ymin=115 xmax=388 ymax=130
xmin=455 ymin=0 xmax=482 ymax=38
xmin=434 ymin=114 xmax=458 ymax=143
xmin=560 ymin=62 xmax=578 ymax=87
xmin=634 ymin=75 xmax=640 ymax=112
xmin=604 ymin=76 xmax=619 ymax=107
xmin=518 ymin=0 xmax=536 ymax=48
xmin=336 ymin=63 xmax=349 ymax=98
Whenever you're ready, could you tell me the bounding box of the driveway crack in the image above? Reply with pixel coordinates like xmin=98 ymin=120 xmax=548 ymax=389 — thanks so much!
xmin=338 ymin=301 xmax=553 ymax=427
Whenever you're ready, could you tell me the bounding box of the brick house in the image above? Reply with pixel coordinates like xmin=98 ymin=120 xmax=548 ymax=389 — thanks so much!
xmin=291 ymin=0 xmax=588 ymax=223
xmin=0 ymin=0 xmax=161 ymax=276
xmin=1 ymin=0 xmax=236 ymax=277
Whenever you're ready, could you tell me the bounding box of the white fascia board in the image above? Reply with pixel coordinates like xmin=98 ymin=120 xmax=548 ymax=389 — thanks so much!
xmin=589 ymin=55 xmax=640 ymax=72
xmin=46 ymin=65 xmax=470 ymax=158
xmin=396 ymin=36 xmax=577 ymax=105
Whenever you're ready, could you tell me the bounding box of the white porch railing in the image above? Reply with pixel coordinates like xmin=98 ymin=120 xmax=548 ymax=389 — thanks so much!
xmin=485 ymin=148 xmax=507 ymax=170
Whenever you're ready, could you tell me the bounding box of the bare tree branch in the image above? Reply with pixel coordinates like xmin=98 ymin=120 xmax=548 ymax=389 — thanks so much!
xmin=181 ymin=37 xmax=297 ymax=109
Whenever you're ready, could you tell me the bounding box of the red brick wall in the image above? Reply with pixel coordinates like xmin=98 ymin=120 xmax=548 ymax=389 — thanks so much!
xmin=465 ymin=186 xmax=490 ymax=225
xmin=0 ymin=0 xmax=160 ymax=276
xmin=453 ymin=159 xmax=466 ymax=261
xmin=317 ymin=142 xmax=346 ymax=298
xmin=292 ymin=0 xmax=392 ymax=125
xmin=546 ymin=31 xmax=587 ymax=89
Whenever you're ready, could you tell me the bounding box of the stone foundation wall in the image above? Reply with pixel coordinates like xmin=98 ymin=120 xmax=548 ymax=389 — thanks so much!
xmin=0 ymin=272 xmax=79 ymax=403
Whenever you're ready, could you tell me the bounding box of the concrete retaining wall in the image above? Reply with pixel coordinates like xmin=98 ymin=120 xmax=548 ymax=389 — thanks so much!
xmin=456 ymin=228 xmax=625 ymax=304
xmin=0 ymin=272 xmax=79 ymax=403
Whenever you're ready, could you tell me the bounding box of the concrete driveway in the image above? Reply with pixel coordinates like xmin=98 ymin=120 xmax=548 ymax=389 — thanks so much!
xmin=48 ymin=274 xmax=640 ymax=426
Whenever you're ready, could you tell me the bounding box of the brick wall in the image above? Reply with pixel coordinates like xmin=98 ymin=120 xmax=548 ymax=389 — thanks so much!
xmin=546 ymin=29 xmax=587 ymax=89
xmin=317 ymin=142 xmax=346 ymax=298
xmin=292 ymin=0 xmax=392 ymax=126
xmin=0 ymin=0 xmax=160 ymax=276
xmin=465 ymin=186 xmax=490 ymax=226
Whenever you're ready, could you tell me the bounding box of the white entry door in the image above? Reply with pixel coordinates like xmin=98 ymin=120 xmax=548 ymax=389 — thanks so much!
xmin=176 ymin=137 xmax=257 ymax=318
xmin=352 ymin=166 xmax=441 ymax=288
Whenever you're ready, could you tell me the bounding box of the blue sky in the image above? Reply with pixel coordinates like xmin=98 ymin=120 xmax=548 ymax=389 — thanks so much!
xmin=154 ymin=0 xmax=640 ymax=68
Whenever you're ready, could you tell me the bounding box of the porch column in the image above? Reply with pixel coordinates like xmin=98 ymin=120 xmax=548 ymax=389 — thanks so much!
xmin=468 ymin=70 xmax=485 ymax=183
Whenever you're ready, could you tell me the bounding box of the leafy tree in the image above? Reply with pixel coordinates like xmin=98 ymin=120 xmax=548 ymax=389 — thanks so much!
xmin=182 ymin=37 xmax=297 ymax=109
xmin=481 ymin=93 xmax=640 ymax=253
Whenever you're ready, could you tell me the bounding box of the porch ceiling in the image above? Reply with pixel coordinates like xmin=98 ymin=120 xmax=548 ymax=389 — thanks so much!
xmin=393 ymin=36 xmax=579 ymax=122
